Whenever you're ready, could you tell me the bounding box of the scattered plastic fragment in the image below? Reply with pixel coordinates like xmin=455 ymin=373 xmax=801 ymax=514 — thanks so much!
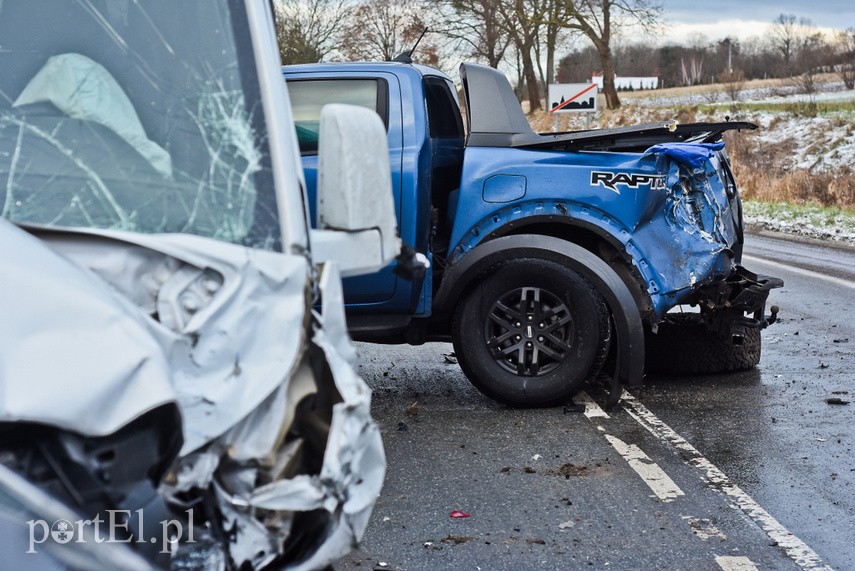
xmin=833 ymin=338 xmax=849 ymax=343
xmin=532 ymin=454 xmax=542 ymax=461
xmin=558 ymin=520 xmax=576 ymax=530
xmin=826 ymin=397 xmax=850 ymax=405
xmin=443 ymin=353 xmax=458 ymax=364
xmin=397 ymin=421 xmax=408 ymax=431
xmin=819 ymin=363 xmax=829 ymax=369
xmin=450 ymin=510 xmax=471 ymax=518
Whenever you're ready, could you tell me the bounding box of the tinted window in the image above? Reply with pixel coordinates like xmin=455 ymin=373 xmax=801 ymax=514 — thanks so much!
xmin=287 ymin=79 xmax=385 ymax=154
xmin=424 ymin=77 xmax=464 ymax=139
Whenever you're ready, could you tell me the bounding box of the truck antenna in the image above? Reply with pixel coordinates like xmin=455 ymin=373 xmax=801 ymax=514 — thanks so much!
xmin=393 ymin=28 xmax=428 ymax=64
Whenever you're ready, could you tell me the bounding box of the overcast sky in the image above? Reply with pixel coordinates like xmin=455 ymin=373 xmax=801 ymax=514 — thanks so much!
xmin=656 ymin=0 xmax=855 ymax=44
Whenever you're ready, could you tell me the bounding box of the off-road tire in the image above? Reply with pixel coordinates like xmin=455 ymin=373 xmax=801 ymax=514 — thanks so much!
xmin=452 ymin=258 xmax=611 ymax=407
xmin=645 ymin=313 xmax=761 ymax=375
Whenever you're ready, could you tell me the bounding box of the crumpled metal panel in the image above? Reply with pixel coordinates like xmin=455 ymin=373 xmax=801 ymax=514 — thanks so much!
xmin=451 ymin=146 xmax=739 ymax=317
xmin=632 ymin=151 xmax=737 ymax=311
xmin=166 ymin=261 xmax=384 ymax=569
xmin=21 ymin=225 xmax=384 ymax=568
xmin=0 ymin=220 xmax=175 ymax=437
xmin=38 ymin=227 xmax=309 ymax=454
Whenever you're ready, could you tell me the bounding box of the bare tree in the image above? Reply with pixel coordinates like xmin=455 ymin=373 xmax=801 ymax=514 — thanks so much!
xmin=796 ymin=30 xmax=827 ymax=94
xmin=434 ymin=0 xmax=511 ymax=69
xmin=274 ymin=0 xmax=351 ymax=64
xmin=555 ymin=0 xmax=663 ymax=110
xmin=718 ymin=68 xmax=746 ymax=102
xmin=341 ymin=0 xmax=440 ymax=64
xmin=536 ymin=0 xmax=570 ymax=87
xmin=495 ymin=0 xmax=547 ymax=112
xmin=768 ymin=13 xmax=818 ymax=75
xmin=680 ymin=56 xmax=704 ymax=86
xmin=769 ymin=14 xmax=799 ymax=69
xmin=435 ymin=0 xmax=564 ymax=111
xmin=833 ymin=28 xmax=855 ymax=90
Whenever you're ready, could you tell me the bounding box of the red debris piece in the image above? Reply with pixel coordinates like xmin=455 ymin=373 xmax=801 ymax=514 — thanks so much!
xmin=450 ymin=510 xmax=471 ymax=519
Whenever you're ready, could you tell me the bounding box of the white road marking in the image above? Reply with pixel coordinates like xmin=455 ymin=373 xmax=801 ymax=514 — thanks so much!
xmin=620 ymin=391 xmax=833 ymax=571
xmin=743 ymin=254 xmax=855 ymax=292
xmin=603 ymin=434 xmax=685 ymax=502
xmin=577 ymin=391 xmax=610 ymax=418
xmin=715 ymin=555 xmax=760 ymax=571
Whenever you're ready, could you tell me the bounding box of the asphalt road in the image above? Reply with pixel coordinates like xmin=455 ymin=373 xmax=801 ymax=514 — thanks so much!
xmin=335 ymin=230 xmax=854 ymax=571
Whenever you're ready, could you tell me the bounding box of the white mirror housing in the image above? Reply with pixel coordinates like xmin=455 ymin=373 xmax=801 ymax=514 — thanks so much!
xmin=311 ymin=104 xmax=400 ymax=276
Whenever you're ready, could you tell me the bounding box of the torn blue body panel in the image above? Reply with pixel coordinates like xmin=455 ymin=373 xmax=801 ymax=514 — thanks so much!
xmin=448 ymin=144 xmax=739 ymax=318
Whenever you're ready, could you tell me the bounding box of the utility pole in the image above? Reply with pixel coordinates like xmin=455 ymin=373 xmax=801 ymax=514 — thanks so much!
xmin=721 ymin=38 xmax=733 ymax=74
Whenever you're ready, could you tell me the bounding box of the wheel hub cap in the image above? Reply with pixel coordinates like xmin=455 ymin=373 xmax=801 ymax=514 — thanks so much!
xmin=485 ymin=287 xmax=574 ymax=376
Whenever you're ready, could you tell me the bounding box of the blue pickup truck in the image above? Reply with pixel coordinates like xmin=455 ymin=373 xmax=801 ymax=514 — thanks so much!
xmin=283 ymin=61 xmax=782 ymax=407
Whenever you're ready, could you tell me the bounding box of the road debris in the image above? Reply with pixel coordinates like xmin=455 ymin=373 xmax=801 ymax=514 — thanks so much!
xmin=682 ymin=516 xmax=727 ymax=540
xmin=826 ymin=397 xmax=850 ymax=405
xmin=443 ymin=352 xmax=458 ymax=365
xmin=442 ymin=535 xmax=475 ymax=545
xmin=450 ymin=510 xmax=471 ymax=518
xmin=397 ymin=421 xmax=409 ymax=431
xmin=405 ymin=401 xmax=421 ymax=417
xmin=558 ymin=520 xmax=576 ymax=530
xmin=548 ymin=463 xmax=590 ymax=478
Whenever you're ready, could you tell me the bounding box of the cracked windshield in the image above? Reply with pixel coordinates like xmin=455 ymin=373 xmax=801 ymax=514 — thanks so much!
xmin=0 ymin=0 xmax=281 ymax=250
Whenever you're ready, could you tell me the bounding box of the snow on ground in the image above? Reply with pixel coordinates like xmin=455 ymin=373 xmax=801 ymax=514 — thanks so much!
xmin=743 ymin=201 xmax=855 ymax=246
xmin=631 ymin=80 xmax=855 ymax=108
xmin=746 ymin=112 xmax=855 ymax=172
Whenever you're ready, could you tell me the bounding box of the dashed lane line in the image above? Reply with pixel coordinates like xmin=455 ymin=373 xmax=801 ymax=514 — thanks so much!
xmin=715 ymin=555 xmax=760 ymax=571
xmin=577 ymin=391 xmax=610 ymax=419
xmin=619 ymin=391 xmax=833 ymax=571
xmin=603 ymin=434 xmax=686 ymax=502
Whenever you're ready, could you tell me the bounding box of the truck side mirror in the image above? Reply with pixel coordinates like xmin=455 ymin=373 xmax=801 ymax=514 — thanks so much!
xmin=310 ymin=104 xmax=400 ymax=276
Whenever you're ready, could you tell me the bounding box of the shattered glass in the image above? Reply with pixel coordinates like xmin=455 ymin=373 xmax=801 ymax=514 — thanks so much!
xmin=0 ymin=0 xmax=282 ymax=250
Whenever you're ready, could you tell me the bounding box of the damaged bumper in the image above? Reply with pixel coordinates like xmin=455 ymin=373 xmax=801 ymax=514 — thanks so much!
xmin=1 ymin=223 xmax=384 ymax=569
xmin=163 ymin=260 xmax=384 ymax=570
xmin=692 ymin=265 xmax=783 ymax=333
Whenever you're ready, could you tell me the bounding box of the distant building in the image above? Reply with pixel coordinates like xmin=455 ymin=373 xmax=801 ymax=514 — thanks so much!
xmin=591 ymin=72 xmax=659 ymax=90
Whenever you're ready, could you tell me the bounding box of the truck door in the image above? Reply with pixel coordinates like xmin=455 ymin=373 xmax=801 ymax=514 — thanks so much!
xmin=286 ymin=73 xmax=404 ymax=306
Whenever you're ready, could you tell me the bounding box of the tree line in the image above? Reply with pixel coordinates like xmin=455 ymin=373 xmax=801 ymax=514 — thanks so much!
xmin=274 ymin=1 xmax=855 ymax=110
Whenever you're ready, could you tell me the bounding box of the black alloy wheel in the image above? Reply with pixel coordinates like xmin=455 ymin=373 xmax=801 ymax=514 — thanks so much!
xmin=453 ymin=257 xmax=611 ymax=407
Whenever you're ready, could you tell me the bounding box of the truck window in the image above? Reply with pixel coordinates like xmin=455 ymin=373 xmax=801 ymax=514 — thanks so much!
xmin=287 ymin=79 xmax=388 ymax=154
xmin=424 ymin=77 xmax=464 ymax=139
